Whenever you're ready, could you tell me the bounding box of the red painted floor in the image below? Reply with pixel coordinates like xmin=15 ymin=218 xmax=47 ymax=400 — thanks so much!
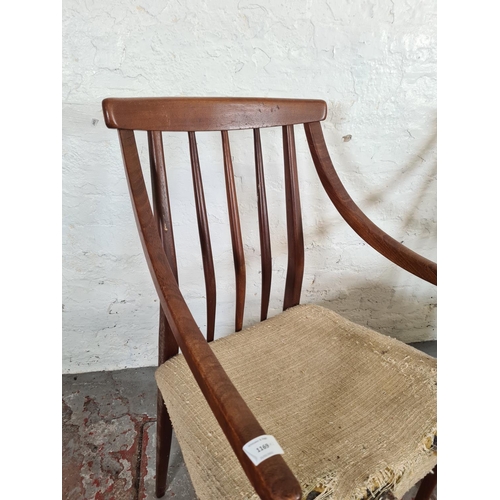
xmin=63 ymin=367 xmax=195 ymax=500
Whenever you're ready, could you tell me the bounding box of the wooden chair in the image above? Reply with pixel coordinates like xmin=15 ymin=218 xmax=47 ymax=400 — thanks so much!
xmin=102 ymin=97 xmax=437 ymax=500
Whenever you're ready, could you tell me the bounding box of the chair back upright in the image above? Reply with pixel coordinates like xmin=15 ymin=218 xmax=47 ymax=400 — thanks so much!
xmin=102 ymin=97 xmax=328 ymax=341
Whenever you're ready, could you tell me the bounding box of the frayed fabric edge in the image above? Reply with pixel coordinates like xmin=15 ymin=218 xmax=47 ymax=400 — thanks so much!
xmin=300 ymin=427 xmax=437 ymax=500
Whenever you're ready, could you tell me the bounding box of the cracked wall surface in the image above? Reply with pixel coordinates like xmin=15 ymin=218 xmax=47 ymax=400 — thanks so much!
xmin=62 ymin=0 xmax=437 ymax=373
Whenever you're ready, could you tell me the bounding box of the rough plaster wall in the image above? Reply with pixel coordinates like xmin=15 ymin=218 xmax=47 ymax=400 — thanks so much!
xmin=62 ymin=0 xmax=437 ymax=373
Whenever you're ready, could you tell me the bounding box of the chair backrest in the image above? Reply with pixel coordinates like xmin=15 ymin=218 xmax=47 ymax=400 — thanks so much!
xmin=103 ymin=97 xmax=436 ymax=344
xmin=102 ymin=97 xmax=327 ymax=340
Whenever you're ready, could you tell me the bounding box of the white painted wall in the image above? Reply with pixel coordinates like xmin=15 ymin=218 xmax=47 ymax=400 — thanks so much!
xmin=63 ymin=0 xmax=436 ymax=374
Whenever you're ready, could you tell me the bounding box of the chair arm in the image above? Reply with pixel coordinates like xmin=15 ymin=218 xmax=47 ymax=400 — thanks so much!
xmin=118 ymin=129 xmax=302 ymax=500
xmin=305 ymin=121 xmax=437 ymax=285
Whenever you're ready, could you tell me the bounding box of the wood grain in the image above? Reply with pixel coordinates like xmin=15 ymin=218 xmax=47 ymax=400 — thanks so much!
xmin=188 ymin=131 xmax=217 ymax=342
xmin=222 ymin=130 xmax=246 ymax=332
xmin=103 ymin=97 xmax=327 ymax=131
xmin=282 ymin=125 xmax=304 ymax=310
xmin=148 ymin=131 xmax=178 ymax=281
xmin=254 ymin=128 xmax=272 ymax=321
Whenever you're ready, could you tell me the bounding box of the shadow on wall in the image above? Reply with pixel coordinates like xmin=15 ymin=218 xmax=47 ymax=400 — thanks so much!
xmin=308 ymin=114 xmax=437 ymax=248
xmin=303 ymin=278 xmax=437 ymax=343
xmin=302 ymin=115 xmax=436 ymax=341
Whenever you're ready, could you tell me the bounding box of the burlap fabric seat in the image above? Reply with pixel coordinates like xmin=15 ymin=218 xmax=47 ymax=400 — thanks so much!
xmin=156 ymin=304 xmax=437 ymax=500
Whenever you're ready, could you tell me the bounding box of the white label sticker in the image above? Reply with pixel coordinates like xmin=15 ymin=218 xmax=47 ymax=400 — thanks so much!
xmin=243 ymin=435 xmax=284 ymax=466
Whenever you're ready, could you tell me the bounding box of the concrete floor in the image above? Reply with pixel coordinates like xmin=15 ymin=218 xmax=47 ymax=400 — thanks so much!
xmin=62 ymin=341 xmax=437 ymax=500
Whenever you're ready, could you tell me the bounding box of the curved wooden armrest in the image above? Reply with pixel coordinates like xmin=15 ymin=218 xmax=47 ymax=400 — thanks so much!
xmin=305 ymin=121 xmax=437 ymax=286
xmin=118 ymin=129 xmax=302 ymax=500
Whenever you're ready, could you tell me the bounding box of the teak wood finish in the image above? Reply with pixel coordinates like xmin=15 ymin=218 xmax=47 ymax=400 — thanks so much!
xmin=253 ymin=128 xmax=272 ymax=321
xmin=102 ymin=97 xmax=437 ymax=500
xmin=222 ymin=130 xmax=246 ymax=331
xmin=146 ymin=130 xmax=179 ymax=491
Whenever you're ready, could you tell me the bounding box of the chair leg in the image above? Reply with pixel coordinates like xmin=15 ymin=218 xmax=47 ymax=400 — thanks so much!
xmin=155 ymin=309 xmax=179 ymax=498
xmin=155 ymin=389 xmax=173 ymax=498
xmin=414 ymin=466 xmax=437 ymax=500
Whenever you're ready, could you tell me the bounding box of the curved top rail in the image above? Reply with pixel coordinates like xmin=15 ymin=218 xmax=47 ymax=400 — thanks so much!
xmin=102 ymin=97 xmax=327 ymax=131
